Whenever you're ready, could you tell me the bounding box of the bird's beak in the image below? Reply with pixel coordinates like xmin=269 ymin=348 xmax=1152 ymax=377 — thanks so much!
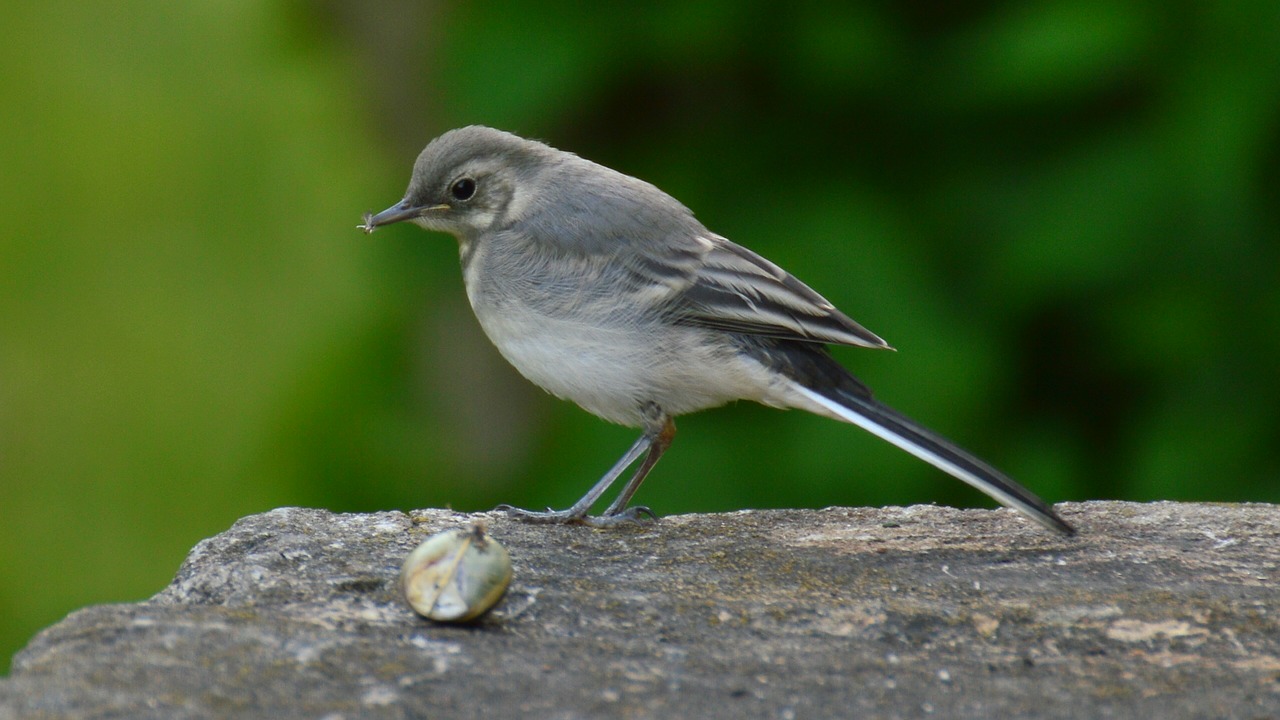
xmin=358 ymin=200 xmax=449 ymax=234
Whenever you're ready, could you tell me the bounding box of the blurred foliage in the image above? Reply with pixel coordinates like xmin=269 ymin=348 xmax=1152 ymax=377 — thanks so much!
xmin=2 ymin=0 xmax=1278 ymax=670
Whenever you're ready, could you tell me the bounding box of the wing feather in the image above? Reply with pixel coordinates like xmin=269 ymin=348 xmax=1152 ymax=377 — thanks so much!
xmin=662 ymin=235 xmax=891 ymax=349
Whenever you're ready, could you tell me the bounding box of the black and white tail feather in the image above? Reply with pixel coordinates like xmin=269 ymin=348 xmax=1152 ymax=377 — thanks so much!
xmin=786 ymin=376 xmax=1074 ymax=536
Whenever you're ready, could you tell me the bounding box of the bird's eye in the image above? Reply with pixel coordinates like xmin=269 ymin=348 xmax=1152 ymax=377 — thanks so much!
xmin=450 ymin=177 xmax=477 ymax=202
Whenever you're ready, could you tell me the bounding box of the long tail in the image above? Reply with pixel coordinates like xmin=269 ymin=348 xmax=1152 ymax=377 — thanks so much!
xmin=784 ymin=378 xmax=1074 ymax=536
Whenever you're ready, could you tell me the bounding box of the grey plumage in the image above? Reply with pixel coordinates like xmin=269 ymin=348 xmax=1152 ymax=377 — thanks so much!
xmin=363 ymin=126 xmax=1073 ymax=536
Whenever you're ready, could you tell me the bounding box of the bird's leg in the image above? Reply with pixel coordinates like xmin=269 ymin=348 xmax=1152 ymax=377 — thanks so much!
xmin=498 ymin=406 xmax=673 ymax=527
xmin=598 ymin=415 xmax=675 ymax=522
xmin=496 ymin=430 xmax=652 ymax=525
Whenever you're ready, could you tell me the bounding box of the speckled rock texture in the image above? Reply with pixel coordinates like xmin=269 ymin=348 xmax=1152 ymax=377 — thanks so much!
xmin=2 ymin=501 xmax=1278 ymax=719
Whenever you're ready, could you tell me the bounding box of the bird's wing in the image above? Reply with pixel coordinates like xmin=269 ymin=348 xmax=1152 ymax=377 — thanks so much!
xmin=649 ymin=234 xmax=891 ymax=349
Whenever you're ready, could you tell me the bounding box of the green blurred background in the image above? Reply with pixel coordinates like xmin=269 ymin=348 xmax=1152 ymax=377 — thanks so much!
xmin=3 ymin=1 xmax=1278 ymax=670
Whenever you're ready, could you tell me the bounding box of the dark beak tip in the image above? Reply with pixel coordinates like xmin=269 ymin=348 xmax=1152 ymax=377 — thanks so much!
xmin=360 ymin=199 xmax=429 ymax=233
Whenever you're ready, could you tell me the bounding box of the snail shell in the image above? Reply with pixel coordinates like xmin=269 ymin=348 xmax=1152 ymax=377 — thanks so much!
xmin=400 ymin=524 xmax=512 ymax=622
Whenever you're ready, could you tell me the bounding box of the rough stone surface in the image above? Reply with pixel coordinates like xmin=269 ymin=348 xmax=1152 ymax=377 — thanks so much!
xmin=2 ymin=501 xmax=1279 ymax=719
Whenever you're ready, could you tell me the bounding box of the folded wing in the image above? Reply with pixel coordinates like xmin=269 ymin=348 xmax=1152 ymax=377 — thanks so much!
xmin=664 ymin=235 xmax=891 ymax=349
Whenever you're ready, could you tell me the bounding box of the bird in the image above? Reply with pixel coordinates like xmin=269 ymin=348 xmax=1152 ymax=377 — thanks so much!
xmin=361 ymin=126 xmax=1073 ymax=536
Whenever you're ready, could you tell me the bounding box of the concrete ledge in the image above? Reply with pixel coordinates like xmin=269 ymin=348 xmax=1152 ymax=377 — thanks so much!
xmin=2 ymin=501 xmax=1278 ymax=718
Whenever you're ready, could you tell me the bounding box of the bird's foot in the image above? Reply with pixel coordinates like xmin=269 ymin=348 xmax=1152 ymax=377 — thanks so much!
xmin=495 ymin=504 xmax=657 ymax=527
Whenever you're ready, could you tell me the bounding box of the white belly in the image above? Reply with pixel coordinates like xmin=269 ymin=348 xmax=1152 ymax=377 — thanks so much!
xmin=468 ymin=295 xmax=778 ymax=427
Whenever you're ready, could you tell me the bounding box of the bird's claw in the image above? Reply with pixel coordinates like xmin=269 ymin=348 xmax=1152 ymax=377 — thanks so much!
xmin=494 ymin=503 xmax=657 ymax=527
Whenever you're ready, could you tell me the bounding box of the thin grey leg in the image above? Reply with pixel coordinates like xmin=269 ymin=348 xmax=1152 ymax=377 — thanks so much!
xmin=497 ymin=431 xmax=653 ymax=524
xmin=498 ymin=406 xmax=673 ymax=526
xmin=600 ymin=416 xmax=675 ymax=520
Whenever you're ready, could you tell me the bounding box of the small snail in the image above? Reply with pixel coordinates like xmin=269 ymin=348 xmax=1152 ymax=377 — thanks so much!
xmin=400 ymin=523 xmax=512 ymax=622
